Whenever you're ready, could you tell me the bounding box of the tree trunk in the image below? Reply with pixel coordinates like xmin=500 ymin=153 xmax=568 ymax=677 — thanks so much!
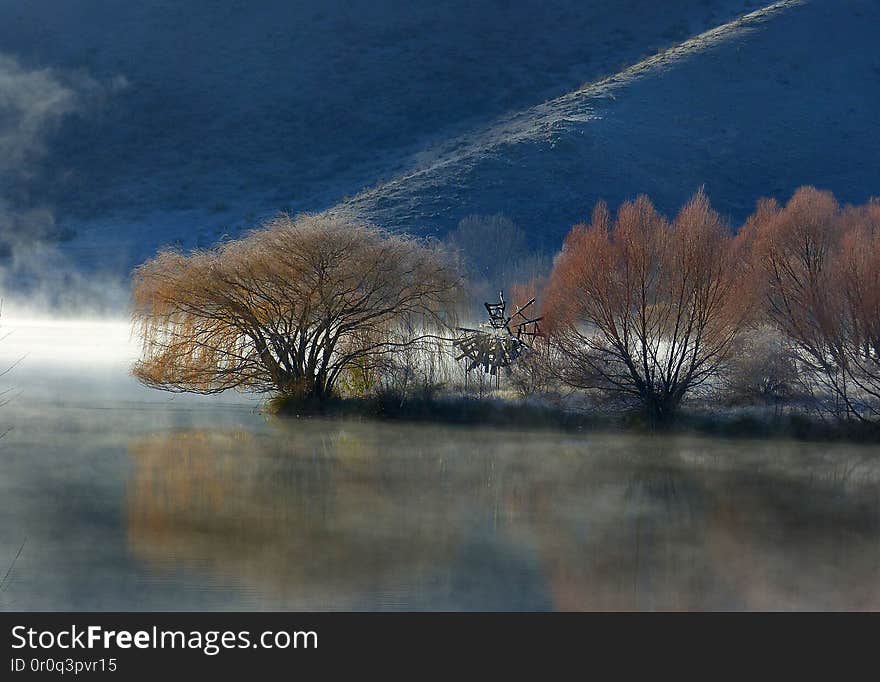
xmin=643 ymin=391 xmax=679 ymax=428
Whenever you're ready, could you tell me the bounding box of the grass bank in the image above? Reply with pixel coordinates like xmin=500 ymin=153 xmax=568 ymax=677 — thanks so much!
xmin=265 ymin=392 xmax=880 ymax=443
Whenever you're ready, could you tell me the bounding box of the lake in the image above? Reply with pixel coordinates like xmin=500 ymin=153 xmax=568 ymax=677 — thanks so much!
xmin=1 ymin=319 xmax=879 ymax=610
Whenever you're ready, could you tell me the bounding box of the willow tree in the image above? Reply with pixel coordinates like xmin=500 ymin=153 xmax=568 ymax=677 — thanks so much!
xmin=746 ymin=188 xmax=880 ymax=422
xmin=132 ymin=214 xmax=461 ymax=402
xmin=544 ymin=191 xmax=749 ymax=423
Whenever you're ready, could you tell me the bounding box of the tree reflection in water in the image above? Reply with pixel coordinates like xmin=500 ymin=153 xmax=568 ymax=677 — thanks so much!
xmin=127 ymin=422 xmax=880 ymax=610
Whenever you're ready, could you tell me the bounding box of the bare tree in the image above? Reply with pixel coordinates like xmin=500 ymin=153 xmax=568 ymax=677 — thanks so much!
xmin=445 ymin=213 xmax=528 ymax=284
xmin=133 ymin=214 xmax=461 ymax=402
xmin=544 ymin=191 xmax=748 ymax=423
xmin=835 ymin=220 xmax=880 ymax=420
xmin=746 ymin=188 xmax=880 ymax=422
xmin=444 ymin=213 xmax=550 ymax=313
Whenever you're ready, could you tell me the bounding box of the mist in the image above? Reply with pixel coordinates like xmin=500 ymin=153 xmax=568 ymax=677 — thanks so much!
xmin=0 ymin=52 xmax=129 ymax=317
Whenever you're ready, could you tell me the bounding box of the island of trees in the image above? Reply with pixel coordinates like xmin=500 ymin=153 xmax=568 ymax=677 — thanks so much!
xmin=132 ymin=186 xmax=880 ymax=434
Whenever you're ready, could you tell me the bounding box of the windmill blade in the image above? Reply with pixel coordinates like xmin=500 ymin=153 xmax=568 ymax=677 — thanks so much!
xmin=515 ymin=314 xmax=543 ymax=327
xmin=453 ymin=291 xmax=542 ymax=377
xmin=515 ymin=316 xmax=545 ymax=341
xmin=512 ymin=298 xmax=536 ymax=321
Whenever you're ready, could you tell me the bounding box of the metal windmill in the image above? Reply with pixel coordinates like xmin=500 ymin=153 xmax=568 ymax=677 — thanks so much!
xmin=453 ymin=291 xmax=543 ymax=385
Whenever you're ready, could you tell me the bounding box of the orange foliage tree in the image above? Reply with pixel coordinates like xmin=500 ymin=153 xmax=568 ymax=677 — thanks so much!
xmin=746 ymin=188 xmax=880 ymax=421
xmin=132 ymin=214 xmax=461 ymax=402
xmin=543 ymin=191 xmax=749 ymax=423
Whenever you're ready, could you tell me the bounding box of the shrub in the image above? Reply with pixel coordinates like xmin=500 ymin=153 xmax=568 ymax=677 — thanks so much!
xmin=725 ymin=327 xmax=798 ymax=405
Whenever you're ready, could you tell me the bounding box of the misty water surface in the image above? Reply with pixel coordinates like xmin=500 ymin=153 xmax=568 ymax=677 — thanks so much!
xmin=1 ymin=319 xmax=879 ymax=610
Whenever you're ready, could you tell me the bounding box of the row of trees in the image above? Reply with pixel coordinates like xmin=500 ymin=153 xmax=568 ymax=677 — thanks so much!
xmin=542 ymin=187 xmax=880 ymax=424
xmin=132 ymin=187 xmax=880 ymax=426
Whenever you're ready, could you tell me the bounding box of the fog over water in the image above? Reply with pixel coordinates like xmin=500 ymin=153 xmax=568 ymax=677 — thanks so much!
xmin=1 ymin=313 xmax=879 ymax=611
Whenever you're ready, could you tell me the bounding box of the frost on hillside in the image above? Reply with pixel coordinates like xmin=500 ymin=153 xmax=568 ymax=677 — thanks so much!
xmin=0 ymin=0 xmax=762 ymax=269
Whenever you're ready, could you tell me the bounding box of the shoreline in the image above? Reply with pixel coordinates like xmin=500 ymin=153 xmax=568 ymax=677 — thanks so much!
xmin=266 ymin=393 xmax=880 ymax=445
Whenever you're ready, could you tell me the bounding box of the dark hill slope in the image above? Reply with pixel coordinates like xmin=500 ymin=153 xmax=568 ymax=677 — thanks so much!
xmin=0 ymin=0 xmax=757 ymax=219
xmin=0 ymin=0 xmax=760 ymax=266
xmin=331 ymin=0 xmax=880 ymax=249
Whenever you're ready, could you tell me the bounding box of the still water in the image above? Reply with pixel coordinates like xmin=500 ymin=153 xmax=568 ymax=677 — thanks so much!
xmin=1 ymin=319 xmax=879 ymax=610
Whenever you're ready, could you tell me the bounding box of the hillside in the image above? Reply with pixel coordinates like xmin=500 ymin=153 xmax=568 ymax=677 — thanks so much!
xmin=0 ymin=0 xmax=763 ymax=272
xmin=331 ymin=0 xmax=880 ymax=249
xmin=1 ymin=0 xmax=878 ymax=278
